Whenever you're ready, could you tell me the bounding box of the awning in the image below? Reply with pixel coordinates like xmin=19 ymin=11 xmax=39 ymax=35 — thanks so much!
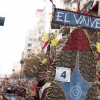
xmin=51 ymin=22 xmax=60 ymax=29
xmin=0 ymin=17 xmax=5 ymax=26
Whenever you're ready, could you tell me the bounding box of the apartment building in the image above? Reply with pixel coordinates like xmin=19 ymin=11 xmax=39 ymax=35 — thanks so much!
xmin=12 ymin=61 xmax=21 ymax=74
xmin=24 ymin=29 xmax=34 ymax=57
xmin=34 ymin=2 xmax=47 ymax=53
xmin=20 ymin=30 xmax=34 ymax=77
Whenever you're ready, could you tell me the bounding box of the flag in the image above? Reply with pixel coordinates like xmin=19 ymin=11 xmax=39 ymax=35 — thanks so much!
xmin=91 ymin=0 xmax=97 ymax=9
xmin=69 ymin=0 xmax=72 ymax=7
xmin=47 ymin=42 xmax=50 ymax=53
xmin=86 ymin=1 xmax=93 ymax=12
xmin=42 ymin=40 xmax=50 ymax=54
xmin=77 ymin=0 xmax=80 ymax=13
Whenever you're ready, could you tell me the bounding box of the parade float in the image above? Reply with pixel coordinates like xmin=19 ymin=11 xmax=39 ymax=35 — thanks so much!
xmin=40 ymin=0 xmax=100 ymax=100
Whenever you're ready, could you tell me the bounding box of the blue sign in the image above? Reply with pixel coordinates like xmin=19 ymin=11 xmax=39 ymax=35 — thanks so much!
xmin=53 ymin=9 xmax=100 ymax=31
xmin=59 ymin=57 xmax=92 ymax=100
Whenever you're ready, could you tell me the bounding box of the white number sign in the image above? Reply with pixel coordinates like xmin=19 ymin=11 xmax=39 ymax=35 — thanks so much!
xmin=54 ymin=67 xmax=71 ymax=82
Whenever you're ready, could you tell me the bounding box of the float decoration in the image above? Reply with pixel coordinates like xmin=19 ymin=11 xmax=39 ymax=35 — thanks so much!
xmin=45 ymin=28 xmax=97 ymax=100
xmin=96 ymin=42 xmax=100 ymax=53
xmin=43 ymin=0 xmax=99 ymax=100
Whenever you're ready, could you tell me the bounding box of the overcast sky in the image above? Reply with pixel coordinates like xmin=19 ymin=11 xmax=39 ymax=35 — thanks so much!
xmin=0 ymin=0 xmax=45 ymax=75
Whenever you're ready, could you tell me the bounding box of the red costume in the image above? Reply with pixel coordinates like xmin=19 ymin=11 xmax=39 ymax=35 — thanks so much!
xmin=96 ymin=75 xmax=100 ymax=81
xmin=2 ymin=94 xmax=6 ymax=100
xmin=40 ymin=87 xmax=49 ymax=100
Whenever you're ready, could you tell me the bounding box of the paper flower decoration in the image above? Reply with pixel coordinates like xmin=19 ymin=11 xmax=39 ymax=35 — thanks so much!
xmin=42 ymin=58 xmax=47 ymax=64
xmin=50 ymin=39 xmax=58 ymax=46
xmin=96 ymin=42 xmax=100 ymax=53
xmin=74 ymin=8 xmax=78 ymax=12
xmin=49 ymin=33 xmax=55 ymax=40
xmin=43 ymin=33 xmax=49 ymax=41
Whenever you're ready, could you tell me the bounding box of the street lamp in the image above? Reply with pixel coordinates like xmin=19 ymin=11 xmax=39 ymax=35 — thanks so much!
xmin=12 ymin=69 xmax=15 ymax=72
xmin=20 ymin=60 xmax=24 ymax=64
xmin=12 ymin=69 xmax=15 ymax=84
xmin=20 ymin=60 xmax=24 ymax=80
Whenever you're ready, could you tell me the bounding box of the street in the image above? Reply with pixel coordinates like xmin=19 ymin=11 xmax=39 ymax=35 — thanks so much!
xmin=10 ymin=94 xmax=17 ymax=100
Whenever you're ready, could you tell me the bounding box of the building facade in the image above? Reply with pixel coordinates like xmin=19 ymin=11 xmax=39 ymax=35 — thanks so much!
xmin=12 ymin=61 xmax=21 ymax=74
xmin=24 ymin=29 xmax=34 ymax=57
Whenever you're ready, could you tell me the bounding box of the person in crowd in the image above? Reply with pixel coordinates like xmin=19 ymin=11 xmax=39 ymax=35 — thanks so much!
xmin=30 ymin=96 xmax=34 ymax=100
xmin=7 ymin=87 xmax=11 ymax=94
xmin=39 ymin=82 xmax=50 ymax=100
xmin=34 ymin=78 xmax=46 ymax=100
xmin=2 ymin=93 xmax=7 ymax=100
xmin=22 ymin=88 xmax=26 ymax=98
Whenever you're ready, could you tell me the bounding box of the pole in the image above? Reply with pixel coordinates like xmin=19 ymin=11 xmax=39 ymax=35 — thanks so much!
xmin=19 ymin=73 xmax=20 ymax=80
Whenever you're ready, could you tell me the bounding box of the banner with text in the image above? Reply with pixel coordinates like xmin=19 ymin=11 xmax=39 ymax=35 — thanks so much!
xmin=52 ymin=8 xmax=100 ymax=31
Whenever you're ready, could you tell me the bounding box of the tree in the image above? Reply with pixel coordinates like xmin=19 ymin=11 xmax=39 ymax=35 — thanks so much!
xmin=23 ymin=52 xmax=46 ymax=79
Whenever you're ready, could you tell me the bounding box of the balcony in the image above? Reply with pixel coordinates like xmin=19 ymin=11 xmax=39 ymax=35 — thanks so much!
xmin=27 ymin=43 xmax=32 ymax=47
xmin=27 ymin=46 xmax=33 ymax=50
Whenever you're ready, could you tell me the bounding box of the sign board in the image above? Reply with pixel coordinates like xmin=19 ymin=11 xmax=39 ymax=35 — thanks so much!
xmin=54 ymin=67 xmax=71 ymax=82
xmin=52 ymin=8 xmax=100 ymax=31
xmin=0 ymin=17 xmax=5 ymax=26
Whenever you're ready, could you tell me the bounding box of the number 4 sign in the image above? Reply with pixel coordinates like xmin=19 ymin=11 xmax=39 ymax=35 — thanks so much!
xmin=54 ymin=67 xmax=71 ymax=82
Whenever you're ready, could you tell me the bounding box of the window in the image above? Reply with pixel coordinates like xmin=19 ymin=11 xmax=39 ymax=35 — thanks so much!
xmin=28 ymin=44 xmax=32 ymax=47
xmin=29 ymin=38 xmax=33 ymax=41
xmin=27 ymin=49 xmax=31 ymax=52
xmin=29 ymin=33 xmax=33 ymax=36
